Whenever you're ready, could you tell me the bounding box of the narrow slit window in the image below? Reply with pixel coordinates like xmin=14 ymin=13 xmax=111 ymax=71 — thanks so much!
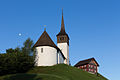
xmin=41 ymin=48 xmax=43 ymax=53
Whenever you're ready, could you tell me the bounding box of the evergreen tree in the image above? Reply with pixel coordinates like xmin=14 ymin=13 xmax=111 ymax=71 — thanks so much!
xmin=22 ymin=38 xmax=34 ymax=55
xmin=0 ymin=38 xmax=35 ymax=75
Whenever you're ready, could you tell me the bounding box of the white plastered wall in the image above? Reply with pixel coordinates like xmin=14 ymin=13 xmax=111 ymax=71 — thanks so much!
xmin=57 ymin=43 xmax=69 ymax=65
xmin=35 ymin=46 xmax=57 ymax=66
xmin=58 ymin=51 xmax=64 ymax=64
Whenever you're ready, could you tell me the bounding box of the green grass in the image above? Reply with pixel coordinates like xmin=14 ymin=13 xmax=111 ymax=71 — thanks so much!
xmin=0 ymin=64 xmax=108 ymax=80
xmin=0 ymin=74 xmax=64 ymax=80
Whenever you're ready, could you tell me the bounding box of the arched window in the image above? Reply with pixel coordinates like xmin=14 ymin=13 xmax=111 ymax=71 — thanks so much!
xmin=41 ymin=48 xmax=43 ymax=53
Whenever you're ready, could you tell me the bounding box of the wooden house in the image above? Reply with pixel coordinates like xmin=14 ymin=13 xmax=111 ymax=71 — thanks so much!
xmin=74 ymin=58 xmax=99 ymax=74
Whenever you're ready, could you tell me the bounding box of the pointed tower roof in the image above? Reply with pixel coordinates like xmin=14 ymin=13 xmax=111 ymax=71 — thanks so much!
xmin=34 ymin=30 xmax=58 ymax=49
xmin=57 ymin=9 xmax=68 ymax=36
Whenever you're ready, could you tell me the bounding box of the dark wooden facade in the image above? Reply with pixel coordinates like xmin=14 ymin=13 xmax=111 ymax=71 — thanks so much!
xmin=57 ymin=35 xmax=69 ymax=45
xmin=74 ymin=58 xmax=99 ymax=74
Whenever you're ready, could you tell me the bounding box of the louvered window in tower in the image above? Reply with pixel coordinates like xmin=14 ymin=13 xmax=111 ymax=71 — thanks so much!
xmin=60 ymin=37 xmax=64 ymax=41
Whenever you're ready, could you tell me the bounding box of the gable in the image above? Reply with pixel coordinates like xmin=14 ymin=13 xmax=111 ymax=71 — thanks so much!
xmin=90 ymin=60 xmax=97 ymax=66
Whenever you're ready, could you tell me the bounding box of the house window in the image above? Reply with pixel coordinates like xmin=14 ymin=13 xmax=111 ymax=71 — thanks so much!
xmin=41 ymin=48 xmax=43 ymax=53
xmin=89 ymin=65 xmax=91 ymax=67
xmin=81 ymin=66 xmax=83 ymax=68
xmin=84 ymin=65 xmax=86 ymax=67
xmin=91 ymin=65 xmax=93 ymax=68
xmin=94 ymin=66 xmax=96 ymax=69
xmin=91 ymin=69 xmax=93 ymax=72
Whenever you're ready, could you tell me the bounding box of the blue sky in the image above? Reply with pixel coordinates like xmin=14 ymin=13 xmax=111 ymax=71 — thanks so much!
xmin=0 ymin=0 xmax=120 ymax=80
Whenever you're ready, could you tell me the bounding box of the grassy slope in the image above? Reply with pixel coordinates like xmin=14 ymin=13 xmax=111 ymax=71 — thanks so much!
xmin=0 ymin=64 xmax=108 ymax=80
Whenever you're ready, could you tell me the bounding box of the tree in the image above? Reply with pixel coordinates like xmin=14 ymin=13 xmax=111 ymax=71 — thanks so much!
xmin=22 ymin=38 xmax=34 ymax=55
xmin=0 ymin=38 xmax=35 ymax=75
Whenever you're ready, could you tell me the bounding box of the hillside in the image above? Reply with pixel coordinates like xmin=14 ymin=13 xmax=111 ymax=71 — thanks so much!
xmin=0 ymin=64 xmax=108 ymax=80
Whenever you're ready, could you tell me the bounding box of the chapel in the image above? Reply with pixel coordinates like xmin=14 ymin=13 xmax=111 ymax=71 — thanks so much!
xmin=34 ymin=10 xmax=69 ymax=66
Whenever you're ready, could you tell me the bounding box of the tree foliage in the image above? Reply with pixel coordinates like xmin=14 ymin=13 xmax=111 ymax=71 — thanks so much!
xmin=22 ymin=38 xmax=34 ymax=55
xmin=0 ymin=38 xmax=35 ymax=75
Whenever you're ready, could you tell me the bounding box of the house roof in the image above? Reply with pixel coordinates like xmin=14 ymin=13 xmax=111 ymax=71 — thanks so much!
xmin=74 ymin=58 xmax=99 ymax=67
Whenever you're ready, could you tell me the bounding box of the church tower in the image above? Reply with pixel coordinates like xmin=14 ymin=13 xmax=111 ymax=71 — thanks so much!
xmin=56 ymin=9 xmax=70 ymax=65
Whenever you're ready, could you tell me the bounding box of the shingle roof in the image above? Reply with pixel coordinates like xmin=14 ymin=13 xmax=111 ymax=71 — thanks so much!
xmin=74 ymin=58 xmax=99 ymax=67
xmin=33 ymin=30 xmax=58 ymax=49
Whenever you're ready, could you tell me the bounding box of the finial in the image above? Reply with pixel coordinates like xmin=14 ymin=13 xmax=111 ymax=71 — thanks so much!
xmin=62 ymin=8 xmax=63 ymax=16
xmin=44 ymin=28 xmax=46 ymax=31
xmin=44 ymin=25 xmax=46 ymax=31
